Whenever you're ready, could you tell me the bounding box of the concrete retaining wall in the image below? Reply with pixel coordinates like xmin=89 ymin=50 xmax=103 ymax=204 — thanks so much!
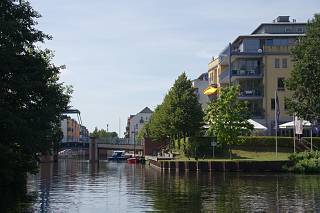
xmin=148 ymin=159 xmax=292 ymax=172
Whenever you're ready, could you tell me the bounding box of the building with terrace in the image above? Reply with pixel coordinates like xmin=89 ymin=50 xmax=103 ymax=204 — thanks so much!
xmin=207 ymin=16 xmax=306 ymax=134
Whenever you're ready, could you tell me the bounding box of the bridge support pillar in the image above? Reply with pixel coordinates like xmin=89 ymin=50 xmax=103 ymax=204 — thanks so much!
xmin=89 ymin=137 xmax=98 ymax=162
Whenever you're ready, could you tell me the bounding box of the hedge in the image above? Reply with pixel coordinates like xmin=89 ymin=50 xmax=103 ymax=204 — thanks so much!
xmin=174 ymin=136 xmax=320 ymax=157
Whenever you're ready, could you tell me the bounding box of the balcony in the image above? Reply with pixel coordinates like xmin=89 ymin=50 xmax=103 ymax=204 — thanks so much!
xmin=219 ymin=69 xmax=230 ymax=84
xmin=239 ymin=89 xmax=263 ymax=99
xmin=231 ymin=68 xmax=261 ymax=77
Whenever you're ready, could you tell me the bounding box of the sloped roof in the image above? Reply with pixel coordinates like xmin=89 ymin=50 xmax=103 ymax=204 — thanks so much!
xmin=139 ymin=107 xmax=153 ymax=114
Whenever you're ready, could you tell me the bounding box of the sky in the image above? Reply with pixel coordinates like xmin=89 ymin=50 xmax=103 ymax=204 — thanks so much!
xmin=29 ymin=0 xmax=320 ymax=136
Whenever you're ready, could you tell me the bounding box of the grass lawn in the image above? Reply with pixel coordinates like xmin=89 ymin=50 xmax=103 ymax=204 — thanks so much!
xmin=169 ymin=147 xmax=292 ymax=162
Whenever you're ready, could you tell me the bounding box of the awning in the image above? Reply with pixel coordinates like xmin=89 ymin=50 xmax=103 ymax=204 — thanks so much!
xmin=248 ymin=119 xmax=267 ymax=130
xmin=279 ymin=120 xmax=311 ymax=129
xmin=203 ymin=86 xmax=218 ymax=96
xmin=203 ymin=119 xmax=267 ymax=130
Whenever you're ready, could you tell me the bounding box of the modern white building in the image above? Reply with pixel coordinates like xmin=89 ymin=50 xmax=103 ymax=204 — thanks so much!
xmin=192 ymin=73 xmax=210 ymax=109
xmin=127 ymin=107 xmax=153 ymax=144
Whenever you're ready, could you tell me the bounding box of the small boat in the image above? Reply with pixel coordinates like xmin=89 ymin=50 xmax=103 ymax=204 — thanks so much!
xmin=108 ymin=151 xmax=130 ymax=161
xmin=127 ymin=157 xmax=139 ymax=164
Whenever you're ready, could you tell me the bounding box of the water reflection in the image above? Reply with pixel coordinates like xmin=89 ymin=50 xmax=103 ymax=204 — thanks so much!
xmin=3 ymin=160 xmax=320 ymax=212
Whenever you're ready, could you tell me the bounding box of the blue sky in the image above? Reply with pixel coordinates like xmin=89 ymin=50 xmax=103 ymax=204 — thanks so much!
xmin=29 ymin=0 xmax=319 ymax=136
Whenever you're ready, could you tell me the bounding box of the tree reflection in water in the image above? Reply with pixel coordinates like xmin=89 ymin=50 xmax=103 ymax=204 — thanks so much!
xmin=3 ymin=161 xmax=320 ymax=212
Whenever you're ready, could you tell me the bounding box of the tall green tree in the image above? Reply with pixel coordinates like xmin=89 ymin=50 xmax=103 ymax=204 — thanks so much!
xmin=0 ymin=0 xmax=71 ymax=186
xmin=205 ymin=85 xmax=253 ymax=158
xmin=167 ymin=73 xmax=204 ymax=141
xmin=145 ymin=73 xmax=203 ymax=149
xmin=286 ymin=14 xmax=320 ymax=122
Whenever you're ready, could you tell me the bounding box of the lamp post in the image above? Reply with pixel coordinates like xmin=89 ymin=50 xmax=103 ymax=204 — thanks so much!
xmin=228 ymin=42 xmax=232 ymax=86
xmin=131 ymin=127 xmax=137 ymax=157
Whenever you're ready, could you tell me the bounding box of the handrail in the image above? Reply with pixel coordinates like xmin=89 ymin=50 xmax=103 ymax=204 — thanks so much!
xmin=301 ymin=137 xmax=318 ymax=151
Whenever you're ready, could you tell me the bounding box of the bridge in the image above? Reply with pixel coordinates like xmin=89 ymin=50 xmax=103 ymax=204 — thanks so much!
xmin=97 ymin=143 xmax=143 ymax=151
xmin=89 ymin=138 xmax=144 ymax=161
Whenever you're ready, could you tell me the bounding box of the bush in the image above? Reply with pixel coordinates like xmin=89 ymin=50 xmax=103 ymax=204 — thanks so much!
xmin=287 ymin=151 xmax=320 ymax=173
xmin=174 ymin=137 xmax=221 ymax=158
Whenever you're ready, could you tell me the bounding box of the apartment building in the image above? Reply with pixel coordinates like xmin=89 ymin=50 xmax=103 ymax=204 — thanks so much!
xmin=192 ymin=73 xmax=210 ymax=109
xmin=207 ymin=16 xmax=306 ymax=134
xmin=125 ymin=107 xmax=153 ymax=144
xmin=61 ymin=116 xmax=81 ymax=143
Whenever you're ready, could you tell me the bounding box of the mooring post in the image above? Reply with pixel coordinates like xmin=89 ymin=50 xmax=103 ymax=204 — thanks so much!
xmin=89 ymin=137 xmax=98 ymax=162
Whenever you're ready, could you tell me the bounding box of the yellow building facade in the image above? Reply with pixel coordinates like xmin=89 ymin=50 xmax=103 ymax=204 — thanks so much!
xmin=208 ymin=16 xmax=306 ymax=134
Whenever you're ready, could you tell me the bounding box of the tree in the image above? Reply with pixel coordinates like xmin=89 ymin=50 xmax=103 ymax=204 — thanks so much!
xmin=0 ymin=0 xmax=71 ymax=186
xmin=90 ymin=127 xmax=118 ymax=139
xmin=286 ymin=14 xmax=320 ymax=122
xmin=205 ymin=85 xmax=253 ymax=158
xmin=146 ymin=73 xmax=203 ymax=150
xmin=166 ymin=73 xmax=204 ymax=142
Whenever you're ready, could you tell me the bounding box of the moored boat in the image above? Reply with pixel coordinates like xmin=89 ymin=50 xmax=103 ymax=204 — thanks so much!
xmin=127 ymin=157 xmax=139 ymax=164
xmin=108 ymin=150 xmax=130 ymax=161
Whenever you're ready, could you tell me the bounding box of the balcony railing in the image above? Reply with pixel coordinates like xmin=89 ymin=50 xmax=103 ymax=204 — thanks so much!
xmin=239 ymin=89 xmax=263 ymax=97
xmin=231 ymin=68 xmax=261 ymax=77
xmin=218 ymin=68 xmax=231 ymax=84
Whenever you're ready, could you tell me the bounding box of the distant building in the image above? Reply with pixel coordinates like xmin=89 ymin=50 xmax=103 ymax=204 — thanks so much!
xmin=80 ymin=125 xmax=89 ymax=142
xmin=126 ymin=107 xmax=153 ymax=144
xmin=207 ymin=16 xmax=306 ymax=134
xmin=60 ymin=116 xmax=84 ymax=143
xmin=192 ymin=73 xmax=210 ymax=109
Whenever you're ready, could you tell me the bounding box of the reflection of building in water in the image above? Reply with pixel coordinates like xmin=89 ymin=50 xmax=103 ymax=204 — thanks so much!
xmin=39 ymin=163 xmax=53 ymax=212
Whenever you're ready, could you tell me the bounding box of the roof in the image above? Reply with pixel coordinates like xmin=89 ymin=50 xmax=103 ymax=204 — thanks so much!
xmin=252 ymin=22 xmax=306 ymax=34
xmin=139 ymin=107 xmax=153 ymax=114
xmin=232 ymin=33 xmax=305 ymax=44
xmin=193 ymin=72 xmax=208 ymax=81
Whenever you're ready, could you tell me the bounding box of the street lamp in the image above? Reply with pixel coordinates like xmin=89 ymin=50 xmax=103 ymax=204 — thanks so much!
xmin=131 ymin=127 xmax=137 ymax=157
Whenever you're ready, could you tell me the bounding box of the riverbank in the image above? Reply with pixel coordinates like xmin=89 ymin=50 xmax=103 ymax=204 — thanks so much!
xmin=148 ymin=158 xmax=292 ymax=172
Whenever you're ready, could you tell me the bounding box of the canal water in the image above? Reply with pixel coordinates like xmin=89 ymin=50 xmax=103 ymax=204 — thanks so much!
xmin=4 ymin=159 xmax=320 ymax=212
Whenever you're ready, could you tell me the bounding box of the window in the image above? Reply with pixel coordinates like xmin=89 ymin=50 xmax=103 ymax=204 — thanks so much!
xmin=271 ymin=98 xmax=275 ymax=110
xmin=275 ymin=58 xmax=280 ymax=68
xmin=266 ymin=39 xmax=273 ymax=46
xmin=297 ymin=27 xmax=303 ymax=33
xmin=282 ymin=58 xmax=287 ymax=68
xmin=278 ymin=78 xmax=285 ymax=91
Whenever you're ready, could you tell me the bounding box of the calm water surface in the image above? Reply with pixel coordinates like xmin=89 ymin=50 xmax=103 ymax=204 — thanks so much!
xmin=5 ymin=159 xmax=320 ymax=212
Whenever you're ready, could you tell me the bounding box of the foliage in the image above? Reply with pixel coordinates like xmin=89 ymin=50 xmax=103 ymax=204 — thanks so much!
xmin=286 ymin=14 xmax=320 ymax=122
xmin=146 ymin=73 xmax=204 ymax=146
xmin=174 ymin=137 xmax=220 ymax=158
xmin=205 ymin=85 xmax=253 ymax=150
xmin=287 ymin=151 xmax=320 ymax=173
xmin=90 ymin=127 xmax=118 ymax=138
xmin=0 ymin=0 xmax=71 ymax=185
